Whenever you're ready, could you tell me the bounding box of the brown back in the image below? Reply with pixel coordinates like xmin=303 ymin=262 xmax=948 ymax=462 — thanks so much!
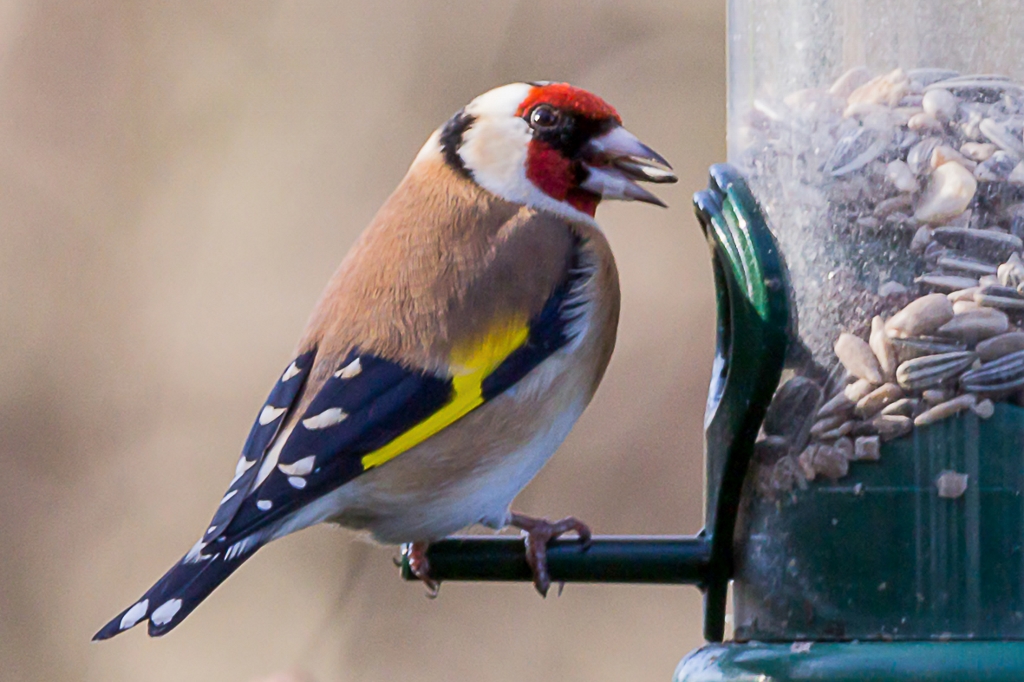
xmin=299 ymin=155 xmax=577 ymax=384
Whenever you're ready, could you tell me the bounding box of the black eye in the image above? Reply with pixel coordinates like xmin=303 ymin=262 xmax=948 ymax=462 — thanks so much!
xmin=529 ymin=105 xmax=560 ymax=130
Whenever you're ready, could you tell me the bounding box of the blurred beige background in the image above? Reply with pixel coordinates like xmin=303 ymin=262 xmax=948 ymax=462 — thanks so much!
xmin=0 ymin=2 xmax=724 ymax=681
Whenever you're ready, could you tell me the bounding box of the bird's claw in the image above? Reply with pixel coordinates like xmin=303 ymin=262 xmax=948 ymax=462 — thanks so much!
xmin=509 ymin=512 xmax=591 ymax=597
xmin=403 ymin=541 xmax=440 ymax=598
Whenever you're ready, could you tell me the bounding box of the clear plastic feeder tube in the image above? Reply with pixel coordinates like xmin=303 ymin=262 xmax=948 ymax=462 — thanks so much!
xmin=728 ymin=0 xmax=1024 ymax=640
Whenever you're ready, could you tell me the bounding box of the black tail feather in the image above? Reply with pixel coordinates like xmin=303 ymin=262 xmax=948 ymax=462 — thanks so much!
xmin=93 ymin=540 xmax=261 ymax=640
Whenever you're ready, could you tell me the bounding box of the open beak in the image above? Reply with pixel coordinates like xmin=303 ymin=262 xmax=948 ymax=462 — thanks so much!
xmin=579 ymin=126 xmax=678 ymax=207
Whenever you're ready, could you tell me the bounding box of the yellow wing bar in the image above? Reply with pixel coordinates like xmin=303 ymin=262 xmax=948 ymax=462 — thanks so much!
xmin=359 ymin=321 xmax=530 ymax=470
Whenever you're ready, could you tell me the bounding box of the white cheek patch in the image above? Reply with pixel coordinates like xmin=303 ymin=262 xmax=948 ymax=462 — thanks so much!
xmin=457 ymin=82 xmax=599 ymax=227
xmin=460 ymin=117 xmax=532 ymax=202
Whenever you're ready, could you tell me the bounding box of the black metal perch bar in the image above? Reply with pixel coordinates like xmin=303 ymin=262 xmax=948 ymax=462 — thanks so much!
xmin=401 ymin=535 xmax=712 ymax=585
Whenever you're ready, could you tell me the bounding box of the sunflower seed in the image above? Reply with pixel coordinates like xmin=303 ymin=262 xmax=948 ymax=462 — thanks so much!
xmin=907 ymin=137 xmax=943 ymax=174
xmin=975 ymin=293 xmax=1024 ymax=310
xmin=980 ymin=118 xmax=1024 ymax=156
xmin=844 ymin=377 xmax=878 ymax=402
xmin=890 ymin=335 xmax=967 ymax=362
xmin=936 ymin=307 xmax=1010 ymax=342
xmin=835 ymin=332 xmax=884 ymax=384
xmin=870 ymin=316 xmax=898 ymax=381
xmin=886 ymin=294 xmax=955 ymax=337
xmin=918 ymin=273 xmax=982 ymax=291
xmin=915 ymin=394 xmax=977 ymax=426
xmin=810 ymin=413 xmax=848 ymax=437
xmin=975 ymin=150 xmax=1021 ymax=181
xmin=825 ymin=127 xmax=890 ymax=176
xmin=910 ymin=227 xmax=935 ymax=254
xmin=764 ymin=376 xmax=822 ymax=440
xmin=954 ymin=300 xmax=982 ymax=313
xmin=874 ymin=194 xmax=914 ymax=217
xmin=936 ymin=255 xmax=998 ymax=276
xmin=881 ymin=397 xmax=919 ymax=417
xmin=855 ymin=383 xmax=904 ymax=419
xmin=960 ymin=349 xmax=1024 ymax=394
xmin=897 ymin=351 xmax=977 ymax=390
xmin=932 ymin=226 xmax=1023 ymax=262
xmin=976 ymin=331 xmax=1024 ymax=361
xmin=947 ymin=287 xmax=981 ymax=302
xmin=922 ymin=388 xmax=953 ymax=405
xmin=816 ymin=390 xmax=855 ymax=419
xmin=754 ymin=435 xmax=791 ymax=463
xmin=817 ymin=421 xmax=856 ymax=440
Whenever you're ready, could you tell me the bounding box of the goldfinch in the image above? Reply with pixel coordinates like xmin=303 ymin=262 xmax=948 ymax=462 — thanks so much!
xmin=94 ymin=81 xmax=675 ymax=639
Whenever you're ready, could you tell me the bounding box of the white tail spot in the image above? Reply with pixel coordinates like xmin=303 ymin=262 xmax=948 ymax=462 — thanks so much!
xmin=281 ymin=361 xmax=301 ymax=381
xmin=288 ymin=476 xmax=307 ymax=489
xmin=185 ymin=538 xmax=209 ymax=563
xmin=302 ymin=408 xmax=347 ymax=430
xmin=334 ymin=357 xmax=362 ymax=379
xmin=258 ymin=406 xmax=286 ymax=425
xmin=219 ymin=489 xmax=238 ymax=505
xmin=278 ymin=455 xmax=315 ymax=477
xmin=256 ymin=499 xmax=272 ymax=511
xmin=119 ymin=599 xmax=149 ymax=630
xmin=150 ymin=599 xmax=182 ymax=626
xmin=226 ymin=535 xmax=258 ymax=560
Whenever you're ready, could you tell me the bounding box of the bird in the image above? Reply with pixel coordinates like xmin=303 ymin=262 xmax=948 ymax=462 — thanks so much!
xmin=94 ymin=81 xmax=676 ymax=640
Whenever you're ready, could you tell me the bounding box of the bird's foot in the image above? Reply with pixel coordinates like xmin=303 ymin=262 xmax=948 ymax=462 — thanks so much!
xmin=509 ymin=512 xmax=591 ymax=597
xmin=403 ymin=541 xmax=439 ymax=598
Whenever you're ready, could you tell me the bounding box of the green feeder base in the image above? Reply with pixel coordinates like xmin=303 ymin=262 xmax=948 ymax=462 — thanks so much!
xmin=675 ymin=642 xmax=1024 ymax=682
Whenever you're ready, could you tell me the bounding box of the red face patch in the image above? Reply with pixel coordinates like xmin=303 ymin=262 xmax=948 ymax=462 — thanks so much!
xmin=525 ymin=139 xmax=600 ymax=216
xmin=519 ymin=83 xmax=617 ymax=217
xmin=515 ymin=83 xmax=621 ymax=123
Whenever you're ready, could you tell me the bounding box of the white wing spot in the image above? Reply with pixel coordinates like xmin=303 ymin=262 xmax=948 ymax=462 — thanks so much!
xmin=219 ymin=489 xmax=238 ymax=506
xmin=281 ymin=361 xmax=301 ymax=381
xmin=334 ymin=357 xmax=362 ymax=379
xmin=302 ymin=407 xmax=347 ymax=430
xmin=278 ymin=455 xmax=315 ymax=477
xmin=256 ymin=499 xmax=272 ymax=511
xmin=150 ymin=599 xmax=182 ymax=626
xmin=119 ymin=599 xmax=149 ymax=630
xmin=207 ymin=526 xmax=218 ymax=536
xmin=288 ymin=476 xmax=307 ymax=489
xmin=232 ymin=456 xmax=256 ymax=484
xmin=254 ymin=423 xmax=294 ymax=489
xmin=258 ymin=405 xmax=286 ymax=425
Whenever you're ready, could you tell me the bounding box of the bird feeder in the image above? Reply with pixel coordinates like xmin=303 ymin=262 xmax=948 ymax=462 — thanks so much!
xmin=405 ymin=1 xmax=1024 ymax=678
